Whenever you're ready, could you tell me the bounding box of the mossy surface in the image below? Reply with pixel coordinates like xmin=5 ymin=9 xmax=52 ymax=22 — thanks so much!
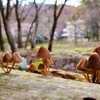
xmin=0 ymin=69 xmax=100 ymax=100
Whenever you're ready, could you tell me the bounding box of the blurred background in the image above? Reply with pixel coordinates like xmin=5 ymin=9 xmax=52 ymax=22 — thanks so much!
xmin=0 ymin=0 xmax=100 ymax=73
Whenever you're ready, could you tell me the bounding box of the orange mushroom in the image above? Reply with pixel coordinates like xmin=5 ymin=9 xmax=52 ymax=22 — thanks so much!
xmin=43 ymin=58 xmax=53 ymax=75
xmin=0 ymin=55 xmax=6 ymax=73
xmin=8 ymin=52 xmax=23 ymax=73
xmin=76 ymin=58 xmax=93 ymax=82
xmin=87 ymin=52 xmax=100 ymax=83
xmin=36 ymin=46 xmax=53 ymax=76
xmin=93 ymin=45 xmax=100 ymax=56
xmin=36 ymin=45 xmax=51 ymax=60
xmin=38 ymin=64 xmax=45 ymax=75
xmin=26 ymin=63 xmax=36 ymax=72
xmin=76 ymin=52 xmax=100 ymax=83
xmin=3 ymin=52 xmax=12 ymax=72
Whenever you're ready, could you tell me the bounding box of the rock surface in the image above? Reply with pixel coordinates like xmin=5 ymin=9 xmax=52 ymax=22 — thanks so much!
xmin=0 ymin=69 xmax=100 ymax=100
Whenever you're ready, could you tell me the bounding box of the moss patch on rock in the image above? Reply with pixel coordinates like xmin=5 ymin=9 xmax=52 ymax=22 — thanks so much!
xmin=0 ymin=69 xmax=100 ymax=100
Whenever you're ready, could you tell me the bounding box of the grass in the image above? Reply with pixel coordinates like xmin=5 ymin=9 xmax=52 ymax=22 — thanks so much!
xmin=35 ymin=39 xmax=100 ymax=55
xmin=24 ymin=39 xmax=100 ymax=55
xmin=4 ymin=38 xmax=100 ymax=56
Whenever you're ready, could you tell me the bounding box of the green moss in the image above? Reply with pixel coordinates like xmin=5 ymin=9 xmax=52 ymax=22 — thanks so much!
xmin=34 ymin=61 xmax=43 ymax=68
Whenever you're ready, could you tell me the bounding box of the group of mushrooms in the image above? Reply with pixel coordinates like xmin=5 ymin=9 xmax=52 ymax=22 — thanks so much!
xmin=0 ymin=52 xmax=23 ymax=73
xmin=76 ymin=45 xmax=100 ymax=83
xmin=26 ymin=46 xmax=53 ymax=76
xmin=0 ymin=46 xmax=53 ymax=76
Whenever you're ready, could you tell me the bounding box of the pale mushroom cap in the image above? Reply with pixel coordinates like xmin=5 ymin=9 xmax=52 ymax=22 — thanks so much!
xmin=88 ymin=52 xmax=100 ymax=70
xmin=12 ymin=52 xmax=23 ymax=63
xmin=36 ymin=46 xmax=51 ymax=58
xmin=38 ymin=64 xmax=45 ymax=71
xmin=3 ymin=52 xmax=12 ymax=63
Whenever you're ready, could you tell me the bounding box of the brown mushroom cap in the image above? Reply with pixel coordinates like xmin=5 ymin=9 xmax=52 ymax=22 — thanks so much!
xmin=3 ymin=52 xmax=12 ymax=63
xmin=76 ymin=58 xmax=93 ymax=71
xmin=12 ymin=52 xmax=23 ymax=63
xmin=87 ymin=52 xmax=100 ymax=70
xmin=38 ymin=64 xmax=45 ymax=71
xmin=81 ymin=58 xmax=89 ymax=70
xmin=76 ymin=59 xmax=85 ymax=71
xmin=36 ymin=46 xmax=51 ymax=59
xmin=43 ymin=58 xmax=52 ymax=67
xmin=93 ymin=45 xmax=100 ymax=56
xmin=26 ymin=65 xmax=30 ymax=72
xmin=29 ymin=63 xmax=36 ymax=71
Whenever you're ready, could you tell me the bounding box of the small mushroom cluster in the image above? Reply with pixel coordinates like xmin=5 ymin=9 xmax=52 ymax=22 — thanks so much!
xmin=36 ymin=46 xmax=53 ymax=76
xmin=0 ymin=52 xmax=23 ymax=73
xmin=76 ymin=45 xmax=100 ymax=83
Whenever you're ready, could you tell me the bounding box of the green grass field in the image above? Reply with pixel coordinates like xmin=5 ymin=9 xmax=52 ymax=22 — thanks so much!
xmin=35 ymin=39 xmax=100 ymax=56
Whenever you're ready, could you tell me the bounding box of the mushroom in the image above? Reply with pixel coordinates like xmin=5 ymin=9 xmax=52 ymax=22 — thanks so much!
xmin=38 ymin=64 xmax=45 ymax=75
xmin=36 ymin=46 xmax=53 ymax=76
xmin=36 ymin=46 xmax=51 ymax=60
xmin=8 ymin=52 xmax=23 ymax=73
xmin=43 ymin=58 xmax=53 ymax=75
xmin=81 ymin=58 xmax=94 ymax=83
xmin=76 ymin=52 xmax=100 ymax=83
xmin=0 ymin=55 xmax=6 ymax=73
xmin=76 ymin=58 xmax=93 ymax=82
xmin=26 ymin=63 xmax=36 ymax=72
xmin=87 ymin=52 xmax=100 ymax=83
xmin=3 ymin=52 xmax=12 ymax=73
xmin=93 ymin=45 xmax=100 ymax=56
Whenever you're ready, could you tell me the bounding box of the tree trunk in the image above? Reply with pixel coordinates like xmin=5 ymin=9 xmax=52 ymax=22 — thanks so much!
xmin=15 ymin=0 xmax=23 ymax=48
xmin=0 ymin=13 xmax=5 ymax=51
xmin=17 ymin=20 xmax=23 ymax=48
xmin=48 ymin=21 xmax=57 ymax=52
xmin=0 ymin=0 xmax=17 ymax=53
xmin=0 ymin=11 xmax=17 ymax=53
xmin=31 ymin=16 xmax=38 ymax=49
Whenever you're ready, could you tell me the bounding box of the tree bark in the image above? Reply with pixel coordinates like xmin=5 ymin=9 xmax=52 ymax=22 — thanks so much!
xmin=48 ymin=0 xmax=67 ymax=52
xmin=48 ymin=21 xmax=57 ymax=51
xmin=15 ymin=0 xmax=23 ymax=48
xmin=0 ymin=0 xmax=17 ymax=53
xmin=0 ymin=13 xmax=5 ymax=51
xmin=31 ymin=14 xmax=38 ymax=49
xmin=25 ymin=0 xmax=45 ymax=49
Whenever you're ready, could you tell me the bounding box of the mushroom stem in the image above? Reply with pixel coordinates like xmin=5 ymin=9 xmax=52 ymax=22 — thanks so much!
xmin=6 ymin=63 xmax=9 ymax=72
xmin=83 ymin=72 xmax=91 ymax=82
xmin=94 ymin=70 xmax=99 ymax=83
xmin=0 ymin=64 xmax=6 ymax=73
xmin=92 ymin=70 xmax=96 ymax=83
xmin=47 ymin=66 xmax=50 ymax=75
xmin=87 ymin=71 xmax=92 ymax=83
xmin=45 ymin=65 xmax=48 ymax=76
xmin=42 ymin=65 xmax=46 ymax=76
xmin=97 ymin=70 xmax=100 ymax=83
xmin=8 ymin=61 xmax=15 ymax=73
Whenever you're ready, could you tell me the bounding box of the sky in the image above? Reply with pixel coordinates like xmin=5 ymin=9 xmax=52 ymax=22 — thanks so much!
xmin=3 ymin=0 xmax=82 ymax=7
xmin=25 ymin=0 xmax=82 ymax=7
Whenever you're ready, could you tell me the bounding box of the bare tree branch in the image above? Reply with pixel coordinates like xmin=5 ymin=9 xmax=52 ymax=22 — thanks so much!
xmin=25 ymin=0 xmax=46 ymax=48
xmin=57 ymin=0 xmax=67 ymax=19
